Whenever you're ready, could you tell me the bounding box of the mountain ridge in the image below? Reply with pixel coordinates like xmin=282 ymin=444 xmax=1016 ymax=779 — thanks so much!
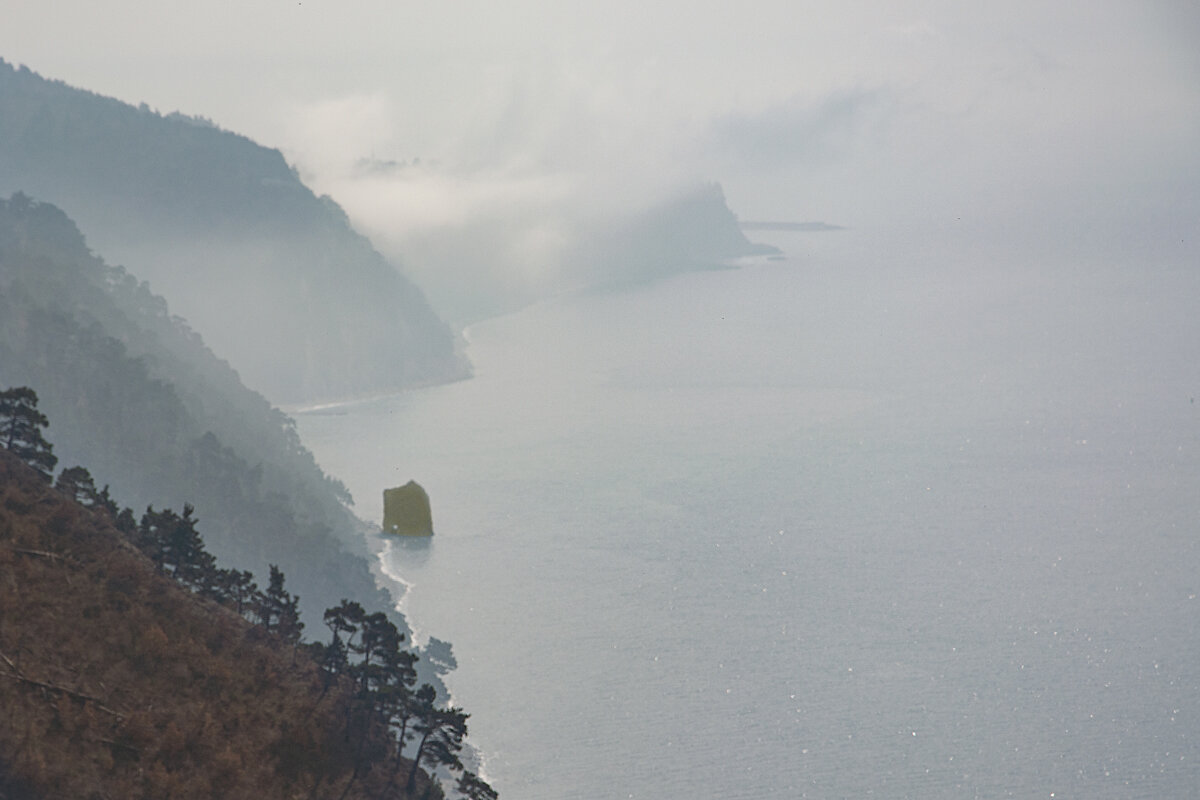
xmin=0 ymin=192 xmax=415 ymax=646
xmin=0 ymin=58 xmax=467 ymax=404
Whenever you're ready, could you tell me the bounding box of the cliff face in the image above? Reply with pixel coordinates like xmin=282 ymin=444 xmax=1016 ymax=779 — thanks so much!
xmin=0 ymin=59 xmax=467 ymax=404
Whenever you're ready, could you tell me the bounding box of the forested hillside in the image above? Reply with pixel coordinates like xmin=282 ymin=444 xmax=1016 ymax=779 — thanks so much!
xmin=0 ymin=59 xmax=467 ymax=403
xmin=0 ymin=445 xmax=492 ymax=799
xmin=0 ymin=193 xmax=404 ymax=638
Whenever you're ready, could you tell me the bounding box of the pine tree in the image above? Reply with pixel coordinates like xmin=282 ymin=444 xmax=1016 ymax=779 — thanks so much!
xmin=354 ymin=612 xmax=404 ymax=697
xmin=0 ymin=387 xmax=57 ymax=481
xmin=259 ymin=565 xmax=303 ymax=645
xmin=136 ymin=506 xmax=172 ymax=571
xmin=113 ymin=506 xmax=137 ymax=536
xmin=406 ymin=690 xmax=469 ymax=791
xmin=380 ymin=680 xmax=429 ymax=795
xmin=214 ymin=568 xmax=259 ymax=618
xmin=165 ymin=504 xmax=217 ymax=591
xmin=322 ymin=599 xmax=367 ymax=683
xmin=54 ymin=466 xmax=100 ymax=507
xmin=456 ymin=771 xmax=498 ymax=800
xmin=135 ymin=505 xmax=219 ymax=591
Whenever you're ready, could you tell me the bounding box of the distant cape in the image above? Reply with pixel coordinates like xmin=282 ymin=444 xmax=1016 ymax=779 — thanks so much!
xmin=579 ymin=183 xmax=782 ymax=286
xmin=398 ymin=180 xmax=782 ymax=327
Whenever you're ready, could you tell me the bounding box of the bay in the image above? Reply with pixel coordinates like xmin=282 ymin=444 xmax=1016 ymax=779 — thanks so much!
xmin=296 ymin=231 xmax=1200 ymax=799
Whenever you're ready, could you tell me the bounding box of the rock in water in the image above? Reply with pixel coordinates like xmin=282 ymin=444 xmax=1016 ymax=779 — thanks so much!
xmin=383 ymin=481 xmax=433 ymax=536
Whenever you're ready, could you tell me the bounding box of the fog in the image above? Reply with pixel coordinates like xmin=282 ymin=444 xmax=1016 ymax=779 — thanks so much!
xmin=4 ymin=6 xmax=1200 ymax=797
xmin=4 ymin=2 xmax=1197 ymax=321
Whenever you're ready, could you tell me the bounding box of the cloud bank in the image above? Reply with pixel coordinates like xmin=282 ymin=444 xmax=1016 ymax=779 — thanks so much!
xmin=2 ymin=1 xmax=1196 ymax=319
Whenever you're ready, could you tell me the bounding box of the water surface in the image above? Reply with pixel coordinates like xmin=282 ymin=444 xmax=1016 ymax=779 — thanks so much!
xmin=297 ymin=231 xmax=1200 ymax=799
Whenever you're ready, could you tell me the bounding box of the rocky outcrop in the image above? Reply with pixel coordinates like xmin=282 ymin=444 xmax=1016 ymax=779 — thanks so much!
xmin=383 ymin=481 xmax=433 ymax=537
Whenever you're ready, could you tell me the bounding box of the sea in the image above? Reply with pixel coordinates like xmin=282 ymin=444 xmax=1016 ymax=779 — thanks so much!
xmin=294 ymin=229 xmax=1200 ymax=799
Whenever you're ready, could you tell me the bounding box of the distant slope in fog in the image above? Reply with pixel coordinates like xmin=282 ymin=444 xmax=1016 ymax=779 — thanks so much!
xmin=0 ymin=59 xmax=467 ymax=404
xmin=576 ymin=183 xmax=780 ymax=286
xmin=0 ymin=193 xmax=410 ymax=642
xmin=396 ymin=181 xmax=780 ymax=326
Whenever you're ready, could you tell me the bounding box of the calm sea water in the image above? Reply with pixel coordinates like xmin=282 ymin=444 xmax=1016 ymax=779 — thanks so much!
xmin=296 ymin=231 xmax=1200 ymax=799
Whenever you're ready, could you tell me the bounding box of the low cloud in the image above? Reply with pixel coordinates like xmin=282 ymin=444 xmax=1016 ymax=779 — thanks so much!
xmin=283 ymin=92 xmax=400 ymax=177
xmin=707 ymin=88 xmax=891 ymax=170
xmin=259 ymin=2 xmax=1200 ymax=324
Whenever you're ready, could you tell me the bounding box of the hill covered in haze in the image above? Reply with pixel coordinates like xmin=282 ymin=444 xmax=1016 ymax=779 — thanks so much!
xmin=0 ymin=59 xmax=467 ymax=404
xmin=0 ymin=193 xmax=412 ymax=644
xmin=577 ymin=182 xmax=780 ymax=286
xmin=368 ymin=180 xmax=781 ymax=326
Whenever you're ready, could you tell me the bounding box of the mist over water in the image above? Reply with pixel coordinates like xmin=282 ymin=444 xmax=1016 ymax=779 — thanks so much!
xmin=3 ymin=5 xmax=1197 ymax=797
xmin=296 ymin=229 xmax=1200 ymax=799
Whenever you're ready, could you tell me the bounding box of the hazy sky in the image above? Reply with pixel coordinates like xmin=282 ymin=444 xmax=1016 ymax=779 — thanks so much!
xmin=3 ymin=1 xmax=1198 ymax=257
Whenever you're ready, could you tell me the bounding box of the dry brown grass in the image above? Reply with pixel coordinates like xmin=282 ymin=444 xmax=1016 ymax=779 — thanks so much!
xmin=0 ymin=450 xmax=439 ymax=799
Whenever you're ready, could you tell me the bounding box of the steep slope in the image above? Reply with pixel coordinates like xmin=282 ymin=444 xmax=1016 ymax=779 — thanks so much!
xmin=0 ymin=193 xmax=399 ymax=635
xmin=0 ymin=59 xmax=467 ymax=404
xmin=0 ymin=449 xmax=451 ymax=800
